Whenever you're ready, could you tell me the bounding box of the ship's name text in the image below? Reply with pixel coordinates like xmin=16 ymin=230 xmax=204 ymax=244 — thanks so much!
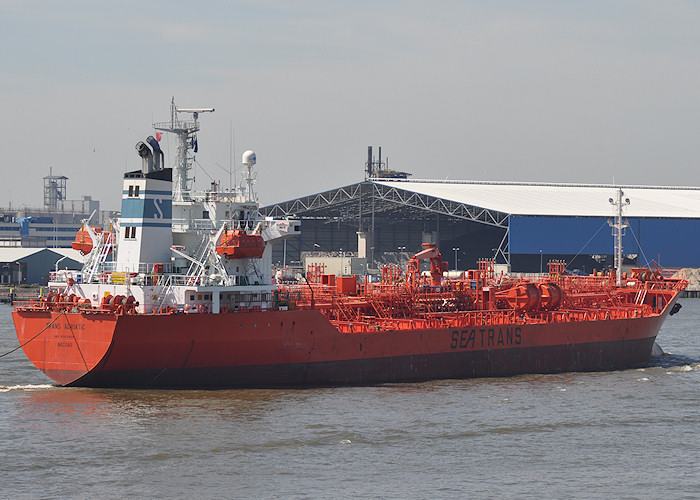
xmin=450 ymin=327 xmax=522 ymax=349
xmin=44 ymin=322 xmax=85 ymax=331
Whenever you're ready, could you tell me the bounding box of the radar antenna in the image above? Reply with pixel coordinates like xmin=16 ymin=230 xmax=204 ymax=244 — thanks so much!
xmin=242 ymin=150 xmax=257 ymax=202
xmin=153 ymin=97 xmax=214 ymax=202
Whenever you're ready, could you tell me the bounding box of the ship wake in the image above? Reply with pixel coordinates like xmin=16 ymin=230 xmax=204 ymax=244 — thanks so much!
xmin=0 ymin=384 xmax=55 ymax=393
xmin=646 ymin=352 xmax=700 ymax=370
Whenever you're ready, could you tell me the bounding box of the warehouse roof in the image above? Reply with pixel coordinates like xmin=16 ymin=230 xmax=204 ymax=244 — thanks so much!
xmin=0 ymin=247 xmax=84 ymax=263
xmin=0 ymin=248 xmax=46 ymax=261
xmin=375 ymin=179 xmax=700 ymax=218
xmin=48 ymin=248 xmax=85 ymax=262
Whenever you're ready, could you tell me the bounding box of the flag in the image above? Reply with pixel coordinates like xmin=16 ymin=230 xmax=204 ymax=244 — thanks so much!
xmin=156 ymin=132 xmax=162 ymax=142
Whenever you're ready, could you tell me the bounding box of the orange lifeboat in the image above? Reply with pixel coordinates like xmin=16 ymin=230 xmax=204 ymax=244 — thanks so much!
xmin=71 ymin=227 xmax=114 ymax=255
xmin=72 ymin=227 xmax=100 ymax=255
xmin=216 ymin=229 xmax=265 ymax=259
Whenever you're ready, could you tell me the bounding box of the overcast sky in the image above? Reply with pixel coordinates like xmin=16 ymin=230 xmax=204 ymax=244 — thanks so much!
xmin=2 ymin=1 xmax=700 ymax=211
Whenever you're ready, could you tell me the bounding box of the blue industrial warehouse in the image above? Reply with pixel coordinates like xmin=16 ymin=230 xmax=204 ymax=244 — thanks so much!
xmin=262 ymin=178 xmax=700 ymax=274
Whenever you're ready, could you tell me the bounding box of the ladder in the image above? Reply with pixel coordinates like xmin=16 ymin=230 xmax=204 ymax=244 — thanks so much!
xmin=85 ymin=232 xmax=113 ymax=283
xmin=153 ymin=274 xmax=175 ymax=312
xmin=634 ymin=287 xmax=647 ymax=305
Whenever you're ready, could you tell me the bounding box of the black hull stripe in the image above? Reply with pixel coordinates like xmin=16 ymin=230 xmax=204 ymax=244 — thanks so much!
xmin=69 ymin=337 xmax=656 ymax=389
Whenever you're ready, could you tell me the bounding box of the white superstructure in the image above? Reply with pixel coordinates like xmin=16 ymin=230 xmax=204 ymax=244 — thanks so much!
xmin=50 ymin=99 xmax=299 ymax=315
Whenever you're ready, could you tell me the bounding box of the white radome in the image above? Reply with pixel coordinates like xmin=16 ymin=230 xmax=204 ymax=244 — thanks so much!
xmin=242 ymin=150 xmax=256 ymax=166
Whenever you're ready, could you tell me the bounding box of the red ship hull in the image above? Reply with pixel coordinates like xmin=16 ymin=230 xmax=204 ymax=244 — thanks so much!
xmin=12 ymin=300 xmax=675 ymax=388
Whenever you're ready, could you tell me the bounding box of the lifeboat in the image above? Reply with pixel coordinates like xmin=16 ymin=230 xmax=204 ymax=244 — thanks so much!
xmin=71 ymin=227 xmax=114 ymax=255
xmin=72 ymin=226 xmax=100 ymax=255
xmin=216 ymin=229 xmax=265 ymax=259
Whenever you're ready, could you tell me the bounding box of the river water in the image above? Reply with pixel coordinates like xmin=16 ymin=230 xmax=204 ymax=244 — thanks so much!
xmin=1 ymin=302 xmax=699 ymax=499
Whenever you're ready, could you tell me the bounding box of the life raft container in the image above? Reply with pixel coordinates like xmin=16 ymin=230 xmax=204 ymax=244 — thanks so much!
xmin=216 ymin=229 xmax=265 ymax=259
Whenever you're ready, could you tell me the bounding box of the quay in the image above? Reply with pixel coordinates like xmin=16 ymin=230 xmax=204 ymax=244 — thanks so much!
xmin=0 ymin=286 xmax=42 ymax=304
xmin=679 ymin=268 xmax=700 ymax=298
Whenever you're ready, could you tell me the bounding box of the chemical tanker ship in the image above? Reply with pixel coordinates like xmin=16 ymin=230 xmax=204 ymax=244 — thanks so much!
xmin=12 ymin=100 xmax=688 ymax=388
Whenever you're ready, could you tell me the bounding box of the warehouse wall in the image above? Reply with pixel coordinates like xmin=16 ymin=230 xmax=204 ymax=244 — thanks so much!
xmin=20 ymin=250 xmax=82 ymax=284
xmin=510 ymin=216 xmax=700 ymax=268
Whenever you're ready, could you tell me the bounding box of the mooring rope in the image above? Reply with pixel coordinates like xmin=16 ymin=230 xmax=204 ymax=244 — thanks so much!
xmin=0 ymin=311 xmax=67 ymax=358
xmin=626 ymin=224 xmax=653 ymax=268
xmin=566 ymin=220 xmax=608 ymax=270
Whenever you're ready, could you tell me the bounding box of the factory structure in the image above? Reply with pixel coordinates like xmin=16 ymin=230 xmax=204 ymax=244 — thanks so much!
xmin=0 ymin=170 xmax=111 ymax=284
xmin=262 ymin=147 xmax=700 ymax=276
xmin=0 ymin=170 xmax=113 ymax=248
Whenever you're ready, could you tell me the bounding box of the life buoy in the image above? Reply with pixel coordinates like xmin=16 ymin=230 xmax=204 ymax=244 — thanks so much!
xmin=198 ymin=304 xmax=208 ymax=314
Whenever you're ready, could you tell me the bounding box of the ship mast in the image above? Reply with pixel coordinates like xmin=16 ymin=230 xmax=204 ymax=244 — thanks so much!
xmin=242 ymin=150 xmax=257 ymax=202
xmin=153 ymin=97 xmax=214 ymax=202
xmin=608 ymin=188 xmax=630 ymax=286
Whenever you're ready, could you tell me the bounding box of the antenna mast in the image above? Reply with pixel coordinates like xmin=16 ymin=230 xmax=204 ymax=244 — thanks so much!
xmin=241 ymin=150 xmax=257 ymax=202
xmin=153 ymin=97 xmax=214 ymax=202
xmin=608 ymin=188 xmax=630 ymax=286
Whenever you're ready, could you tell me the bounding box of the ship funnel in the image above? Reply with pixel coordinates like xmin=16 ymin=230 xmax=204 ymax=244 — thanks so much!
xmin=146 ymin=136 xmax=164 ymax=171
xmin=136 ymin=141 xmax=154 ymax=174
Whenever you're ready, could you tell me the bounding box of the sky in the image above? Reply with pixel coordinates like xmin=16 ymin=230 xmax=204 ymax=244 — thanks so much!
xmin=2 ymin=0 xmax=700 ymax=212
